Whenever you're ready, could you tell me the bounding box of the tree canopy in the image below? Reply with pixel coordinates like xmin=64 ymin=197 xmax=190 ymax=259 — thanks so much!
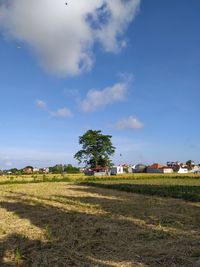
xmin=49 ymin=164 xmax=80 ymax=174
xmin=186 ymin=160 xmax=195 ymax=170
xmin=74 ymin=130 xmax=115 ymax=168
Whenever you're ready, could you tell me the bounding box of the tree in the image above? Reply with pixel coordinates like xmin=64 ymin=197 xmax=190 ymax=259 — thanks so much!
xmin=24 ymin=166 xmax=33 ymax=169
xmin=49 ymin=164 xmax=80 ymax=174
xmin=49 ymin=164 xmax=63 ymax=174
xmin=63 ymin=164 xmax=80 ymax=173
xmin=9 ymin=168 xmax=19 ymax=174
xmin=74 ymin=130 xmax=115 ymax=168
xmin=186 ymin=160 xmax=195 ymax=170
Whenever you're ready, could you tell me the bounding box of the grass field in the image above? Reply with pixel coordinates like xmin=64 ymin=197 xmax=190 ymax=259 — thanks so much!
xmin=0 ymin=174 xmax=200 ymax=266
xmin=81 ymin=176 xmax=200 ymax=202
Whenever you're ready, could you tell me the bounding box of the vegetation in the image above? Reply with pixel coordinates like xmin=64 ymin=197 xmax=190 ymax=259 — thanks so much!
xmin=24 ymin=165 xmax=33 ymax=169
xmin=186 ymin=159 xmax=195 ymax=170
xmin=82 ymin=182 xmax=200 ymax=201
xmin=74 ymin=129 xmax=115 ymax=168
xmin=2 ymin=163 xmax=80 ymax=175
xmin=49 ymin=164 xmax=80 ymax=174
xmin=0 ymin=180 xmax=200 ymax=266
xmin=1 ymin=173 xmax=200 ymax=202
xmin=0 ymin=174 xmax=71 ymax=185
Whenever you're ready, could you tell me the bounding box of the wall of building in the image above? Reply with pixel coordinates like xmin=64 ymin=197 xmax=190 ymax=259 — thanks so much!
xmin=147 ymin=168 xmax=163 ymax=173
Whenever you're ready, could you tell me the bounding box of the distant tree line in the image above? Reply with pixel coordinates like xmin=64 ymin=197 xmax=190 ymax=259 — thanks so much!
xmin=0 ymin=164 xmax=80 ymax=175
xmin=49 ymin=164 xmax=80 ymax=174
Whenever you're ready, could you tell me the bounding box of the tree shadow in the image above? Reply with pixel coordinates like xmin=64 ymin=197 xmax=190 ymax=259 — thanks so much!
xmin=53 ymin=186 xmax=200 ymax=235
xmin=0 ymin=200 xmax=150 ymax=266
xmin=0 ymin=185 xmax=200 ymax=266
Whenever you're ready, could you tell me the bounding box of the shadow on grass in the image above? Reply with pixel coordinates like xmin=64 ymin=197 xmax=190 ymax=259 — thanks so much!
xmin=0 ymin=200 xmax=151 ymax=267
xmin=80 ymin=182 xmax=200 ymax=202
xmin=0 ymin=185 xmax=200 ymax=266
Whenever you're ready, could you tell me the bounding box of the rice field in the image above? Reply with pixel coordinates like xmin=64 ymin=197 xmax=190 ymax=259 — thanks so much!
xmin=0 ymin=174 xmax=200 ymax=266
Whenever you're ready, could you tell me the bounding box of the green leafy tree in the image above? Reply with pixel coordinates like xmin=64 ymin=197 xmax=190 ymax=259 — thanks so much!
xmin=49 ymin=164 xmax=63 ymax=174
xmin=24 ymin=166 xmax=33 ymax=170
xmin=8 ymin=168 xmax=19 ymax=174
xmin=63 ymin=164 xmax=80 ymax=173
xmin=186 ymin=160 xmax=195 ymax=170
xmin=74 ymin=130 xmax=115 ymax=168
xmin=49 ymin=164 xmax=80 ymax=174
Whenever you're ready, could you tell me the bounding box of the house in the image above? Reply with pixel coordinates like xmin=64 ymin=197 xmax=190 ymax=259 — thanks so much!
xmin=147 ymin=163 xmax=173 ymax=174
xmin=133 ymin=164 xmax=147 ymax=173
xmin=23 ymin=167 xmax=33 ymax=174
xmin=170 ymin=163 xmax=188 ymax=173
xmin=110 ymin=166 xmax=123 ymax=175
xmin=93 ymin=166 xmax=108 ymax=176
xmin=43 ymin=167 xmax=49 ymax=173
xmin=33 ymin=167 xmax=39 ymax=172
xmin=79 ymin=168 xmax=86 ymax=173
xmin=177 ymin=166 xmax=188 ymax=174
xmin=85 ymin=166 xmax=109 ymax=176
xmin=39 ymin=167 xmax=49 ymax=173
xmin=127 ymin=166 xmax=133 ymax=173
xmin=189 ymin=165 xmax=200 ymax=173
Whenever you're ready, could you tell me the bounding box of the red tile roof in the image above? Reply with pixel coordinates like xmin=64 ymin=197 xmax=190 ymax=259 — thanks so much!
xmin=148 ymin=163 xmax=164 ymax=169
xmin=148 ymin=163 xmax=172 ymax=169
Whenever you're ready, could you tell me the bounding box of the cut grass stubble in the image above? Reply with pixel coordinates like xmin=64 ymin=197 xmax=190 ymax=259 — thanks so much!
xmin=0 ymin=180 xmax=200 ymax=266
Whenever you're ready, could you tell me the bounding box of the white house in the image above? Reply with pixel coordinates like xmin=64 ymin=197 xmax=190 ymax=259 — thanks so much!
xmin=110 ymin=166 xmax=123 ymax=175
xmin=177 ymin=166 xmax=188 ymax=174
xmin=161 ymin=168 xmax=174 ymax=174
xmin=127 ymin=166 xmax=134 ymax=173
xmin=189 ymin=165 xmax=200 ymax=173
xmin=39 ymin=167 xmax=50 ymax=173
xmin=43 ymin=167 xmax=49 ymax=173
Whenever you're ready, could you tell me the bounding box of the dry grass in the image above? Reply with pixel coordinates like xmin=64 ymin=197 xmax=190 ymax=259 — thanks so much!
xmin=1 ymin=172 xmax=200 ymax=185
xmin=0 ymin=182 xmax=200 ymax=266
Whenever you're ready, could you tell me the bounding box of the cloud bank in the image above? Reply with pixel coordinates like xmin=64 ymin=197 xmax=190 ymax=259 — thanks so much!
xmin=80 ymin=82 xmax=128 ymax=112
xmin=0 ymin=0 xmax=140 ymax=75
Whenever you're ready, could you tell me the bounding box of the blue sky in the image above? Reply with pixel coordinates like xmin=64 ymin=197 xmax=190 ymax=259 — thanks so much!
xmin=0 ymin=0 xmax=200 ymax=169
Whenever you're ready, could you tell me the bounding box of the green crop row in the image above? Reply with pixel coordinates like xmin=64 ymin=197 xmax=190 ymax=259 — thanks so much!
xmin=81 ymin=181 xmax=200 ymax=202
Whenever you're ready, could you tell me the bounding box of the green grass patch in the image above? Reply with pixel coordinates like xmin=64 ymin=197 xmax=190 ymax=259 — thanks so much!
xmin=80 ymin=181 xmax=200 ymax=202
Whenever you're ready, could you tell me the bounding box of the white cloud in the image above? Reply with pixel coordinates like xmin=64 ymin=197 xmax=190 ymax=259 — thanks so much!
xmin=116 ymin=116 xmax=143 ymax=129
xmin=80 ymin=82 xmax=128 ymax=112
xmin=0 ymin=0 xmax=140 ymax=76
xmin=51 ymin=107 xmax=73 ymax=118
xmin=35 ymin=99 xmax=73 ymax=118
xmin=36 ymin=99 xmax=47 ymax=109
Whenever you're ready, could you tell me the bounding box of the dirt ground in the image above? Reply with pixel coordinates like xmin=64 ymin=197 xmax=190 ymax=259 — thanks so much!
xmin=0 ymin=182 xmax=200 ymax=267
